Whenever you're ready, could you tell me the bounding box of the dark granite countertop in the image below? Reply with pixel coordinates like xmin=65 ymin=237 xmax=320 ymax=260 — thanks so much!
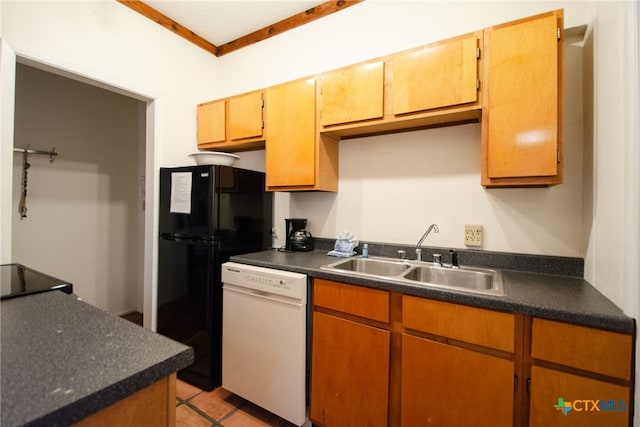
xmin=230 ymin=249 xmax=634 ymax=334
xmin=1 ymin=291 xmax=194 ymax=427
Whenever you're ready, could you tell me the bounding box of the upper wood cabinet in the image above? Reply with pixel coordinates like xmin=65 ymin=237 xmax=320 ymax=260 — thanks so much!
xmin=195 ymin=10 xmax=565 ymax=189
xmin=265 ymin=78 xmax=338 ymax=191
xmin=228 ymin=91 xmax=264 ymax=140
xmin=196 ymin=90 xmax=265 ymax=151
xmin=482 ymin=10 xmax=564 ymax=187
xmin=318 ymin=33 xmax=483 ymax=139
xmin=319 ymin=61 xmax=384 ymax=126
xmin=196 ymin=100 xmax=225 ymax=144
xmin=392 ymin=33 xmax=480 ymax=115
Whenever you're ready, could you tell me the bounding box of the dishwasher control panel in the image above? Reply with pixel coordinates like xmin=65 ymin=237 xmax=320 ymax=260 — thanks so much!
xmin=222 ymin=262 xmax=307 ymax=301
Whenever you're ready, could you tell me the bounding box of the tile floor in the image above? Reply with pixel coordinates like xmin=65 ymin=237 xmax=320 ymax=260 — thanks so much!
xmin=176 ymin=379 xmax=297 ymax=427
xmin=121 ymin=312 xmax=296 ymax=427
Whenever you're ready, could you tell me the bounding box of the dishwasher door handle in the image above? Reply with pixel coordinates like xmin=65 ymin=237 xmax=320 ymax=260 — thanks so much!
xmin=223 ymin=283 xmax=304 ymax=307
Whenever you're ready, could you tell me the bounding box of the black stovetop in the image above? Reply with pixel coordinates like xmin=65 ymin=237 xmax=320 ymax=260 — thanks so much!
xmin=0 ymin=264 xmax=73 ymax=300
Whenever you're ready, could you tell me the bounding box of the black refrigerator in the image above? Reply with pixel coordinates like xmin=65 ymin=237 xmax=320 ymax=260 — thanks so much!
xmin=157 ymin=165 xmax=272 ymax=390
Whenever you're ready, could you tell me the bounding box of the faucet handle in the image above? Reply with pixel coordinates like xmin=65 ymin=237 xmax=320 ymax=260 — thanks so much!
xmin=398 ymin=250 xmax=406 ymax=260
xmin=433 ymin=253 xmax=442 ymax=266
xmin=450 ymin=249 xmax=459 ymax=268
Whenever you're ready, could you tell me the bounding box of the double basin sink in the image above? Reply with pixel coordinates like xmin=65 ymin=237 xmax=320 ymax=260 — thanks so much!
xmin=321 ymin=256 xmax=504 ymax=296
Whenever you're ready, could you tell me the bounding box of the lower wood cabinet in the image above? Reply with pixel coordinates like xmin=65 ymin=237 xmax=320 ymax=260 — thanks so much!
xmin=310 ymin=312 xmax=390 ymax=427
xmin=526 ymin=317 xmax=634 ymax=426
xmin=529 ymin=366 xmax=630 ymax=427
xmin=309 ymin=280 xmax=635 ymax=427
xmin=74 ymin=374 xmax=176 ymax=427
xmin=401 ymin=334 xmax=514 ymax=426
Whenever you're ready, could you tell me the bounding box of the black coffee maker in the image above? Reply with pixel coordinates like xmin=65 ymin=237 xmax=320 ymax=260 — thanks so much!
xmin=285 ymin=218 xmax=314 ymax=252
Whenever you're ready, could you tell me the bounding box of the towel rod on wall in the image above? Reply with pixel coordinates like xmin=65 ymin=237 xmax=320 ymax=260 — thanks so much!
xmin=13 ymin=146 xmax=58 ymax=163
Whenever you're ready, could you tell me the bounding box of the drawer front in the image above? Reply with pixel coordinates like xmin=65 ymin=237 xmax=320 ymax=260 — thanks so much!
xmin=402 ymin=295 xmax=514 ymax=352
xmin=313 ymin=279 xmax=389 ymax=323
xmin=531 ymin=318 xmax=633 ymax=380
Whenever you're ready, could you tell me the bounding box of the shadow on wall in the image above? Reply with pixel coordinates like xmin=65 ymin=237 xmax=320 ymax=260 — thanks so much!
xmin=581 ymin=27 xmax=594 ymax=260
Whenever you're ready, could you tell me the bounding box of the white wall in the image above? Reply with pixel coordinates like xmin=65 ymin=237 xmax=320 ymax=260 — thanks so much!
xmin=583 ymin=1 xmax=638 ymax=318
xmin=12 ymin=64 xmax=141 ymax=314
xmin=0 ymin=0 xmax=223 ymax=328
xmin=217 ymin=1 xmax=639 ymax=319
xmin=0 ymin=1 xmax=636 ymax=313
xmin=0 ymin=39 xmax=15 ymax=264
xmin=217 ymin=1 xmax=591 ymax=256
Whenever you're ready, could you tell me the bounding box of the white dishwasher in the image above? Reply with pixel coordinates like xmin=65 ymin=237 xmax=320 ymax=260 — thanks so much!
xmin=221 ymin=262 xmax=308 ymax=426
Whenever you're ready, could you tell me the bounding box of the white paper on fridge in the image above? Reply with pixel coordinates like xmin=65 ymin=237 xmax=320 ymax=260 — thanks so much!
xmin=170 ymin=172 xmax=192 ymax=214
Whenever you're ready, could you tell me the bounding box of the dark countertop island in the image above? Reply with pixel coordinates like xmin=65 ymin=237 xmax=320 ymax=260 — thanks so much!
xmin=230 ymin=249 xmax=634 ymax=334
xmin=1 ymin=291 xmax=193 ymax=427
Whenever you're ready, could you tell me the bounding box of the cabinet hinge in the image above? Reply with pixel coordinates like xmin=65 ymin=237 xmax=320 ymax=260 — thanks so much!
xmin=261 ymin=98 xmax=265 ymax=108
xmin=476 ymin=47 xmax=481 ymax=60
xmin=557 ymin=27 xmax=561 ymax=41
xmin=476 ymin=79 xmax=481 ymax=91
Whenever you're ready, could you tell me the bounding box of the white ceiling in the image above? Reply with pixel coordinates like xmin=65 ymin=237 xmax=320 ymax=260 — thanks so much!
xmin=146 ymin=0 xmax=327 ymax=46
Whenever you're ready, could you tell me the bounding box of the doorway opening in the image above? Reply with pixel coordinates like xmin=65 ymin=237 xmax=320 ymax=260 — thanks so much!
xmin=12 ymin=61 xmax=148 ymax=319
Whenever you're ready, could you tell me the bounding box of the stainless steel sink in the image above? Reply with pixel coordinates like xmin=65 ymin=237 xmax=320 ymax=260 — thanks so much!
xmin=321 ymin=256 xmax=504 ymax=296
xmin=402 ymin=265 xmax=500 ymax=292
xmin=325 ymin=257 xmax=411 ymax=277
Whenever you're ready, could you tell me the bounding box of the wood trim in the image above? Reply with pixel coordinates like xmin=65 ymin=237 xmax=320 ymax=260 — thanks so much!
xmin=217 ymin=1 xmax=363 ymax=56
xmin=518 ymin=314 xmax=533 ymax=427
xmin=117 ymin=1 xmax=218 ymax=55
xmin=118 ymin=1 xmax=362 ymax=57
xmin=388 ymin=292 xmax=403 ymax=427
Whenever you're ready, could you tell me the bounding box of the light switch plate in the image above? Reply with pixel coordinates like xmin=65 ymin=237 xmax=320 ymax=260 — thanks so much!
xmin=465 ymin=224 xmax=483 ymax=247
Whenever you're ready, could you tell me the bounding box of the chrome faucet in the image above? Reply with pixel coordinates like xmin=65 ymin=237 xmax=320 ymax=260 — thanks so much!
xmin=415 ymin=223 xmax=439 ymax=261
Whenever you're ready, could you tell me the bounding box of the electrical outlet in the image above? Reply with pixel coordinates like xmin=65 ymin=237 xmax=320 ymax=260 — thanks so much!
xmin=464 ymin=224 xmax=483 ymax=247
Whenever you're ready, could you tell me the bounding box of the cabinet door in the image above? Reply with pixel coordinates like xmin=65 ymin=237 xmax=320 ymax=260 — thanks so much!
xmin=265 ymin=78 xmax=317 ymax=188
xmin=401 ymin=334 xmax=514 ymax=426
xmin=393 ymin=34 xmax=479 ymax=115
xmin=320 ymin=61 xmax=384 ymax=126
xmin=529 ymin=366 xmax=630 ymax=427
xmin=197 ymin=100 xmax=226 ymax=145
xmin=483 ymin=10 xmax=562 ymax=185
xmin=310 ymin=312 xmax=390 ymax=427
xmin=228 ymin=91 xmax=263 ymax=140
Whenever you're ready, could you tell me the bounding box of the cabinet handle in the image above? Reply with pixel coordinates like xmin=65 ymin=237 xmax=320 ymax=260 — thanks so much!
xmin=526 ymin=378 xmax=531 ymax=395
xmin=514 ymin=375 xmax=518 ymax=392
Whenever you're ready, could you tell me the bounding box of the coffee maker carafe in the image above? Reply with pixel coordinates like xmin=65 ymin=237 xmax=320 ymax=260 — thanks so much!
xmin=285 ymin=218 xmax=314 ymax=252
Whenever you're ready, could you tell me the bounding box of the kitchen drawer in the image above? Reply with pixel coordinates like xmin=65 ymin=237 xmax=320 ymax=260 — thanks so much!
xmin=402 ymin=295 xmax=514 ymax=352
xmin=531 ymin=318 xmax=633 ymax=380
xmin=313 ymin=279 xmax=389 ymax=323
